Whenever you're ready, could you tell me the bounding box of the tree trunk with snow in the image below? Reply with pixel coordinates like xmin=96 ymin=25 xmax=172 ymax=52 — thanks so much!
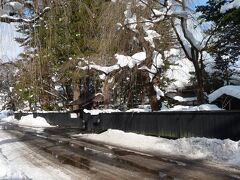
xmin=171 ymin=0 xmax=206 ymax=104
xmin=137 ymin=25 xmax=162 ymax=111
xmin=192 ymin=56 xmax=205 ymax=104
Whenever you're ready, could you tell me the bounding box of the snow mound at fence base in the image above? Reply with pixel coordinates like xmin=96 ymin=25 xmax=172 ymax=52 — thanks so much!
xmin=77 ymin=129 xmax=240 ymax=167
xmin=18 ymin=115 xmax=52 ymax=128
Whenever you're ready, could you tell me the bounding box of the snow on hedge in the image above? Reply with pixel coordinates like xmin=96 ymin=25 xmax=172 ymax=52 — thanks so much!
xmin=220 ymin=0 xmax=240 ymax=13
xmin=77 ymin=129 xmax=240 ymax=167
xmin=208 ymin=85 xmax=240 ymax=103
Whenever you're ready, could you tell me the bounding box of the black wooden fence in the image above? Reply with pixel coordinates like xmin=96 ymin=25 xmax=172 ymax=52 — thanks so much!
xmin=83 ymin=111 xmax=240 ymax=140
xmin=14 ymin=112 xmax=82 ymax=128
xmin=14 ymin=111 xmax=240 ymax=140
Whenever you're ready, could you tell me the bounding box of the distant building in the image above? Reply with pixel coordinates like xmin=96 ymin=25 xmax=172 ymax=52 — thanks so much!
xmin=208 ymin=86 xmax=240 ymax=110
xmin=165 ymin=87 xmax=198 ymax=106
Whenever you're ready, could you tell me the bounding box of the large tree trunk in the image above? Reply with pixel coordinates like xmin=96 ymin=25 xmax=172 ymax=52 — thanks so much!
xmin=145 ymin=82 xmax=161 ymax=111
xmin=103 ymin=79 xmax=109 ymax=109
xmin=73 ymin=82 xmax=80 ymax=111
xmin=192 ymin=59 xmax=205 ymax=104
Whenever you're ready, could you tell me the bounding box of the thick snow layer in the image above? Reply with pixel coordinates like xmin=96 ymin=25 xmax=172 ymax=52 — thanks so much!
xmin=208 ymin=86 xmax=240 ymax=103
xmin=144 ymin=30 xmax=160 ymax=47
xmin=83 ymin=104 xmax=222 ymax=114
xmin=124 ymin=2 xmax=137 ymax=31
xmin=80 ymin=64 xmax=120 ymax=75
xmin=77 ymin=129 xmax=240 ymax=167
xmin=153 ymin=85 xmax=164 ymax=100
xmin=8 ymin=2 xmax=24 ymax=11
xmin=126 ymin=108 xmax=151 ymax=113
xmin=18 ymin=114 xmax=52 ymax=128
xmin=173 ymin=96 xmax=197 ymax=102
xmin=220 ymin=0 xmax=240 ymax=13
xmin=84 ymin=109 xmax=121 ymax=115
xmin=115 ymin=52 xmax=146 ymax=69
xmin=161 ymin=104 xmax=222 ymax=111
xmin=166 ymin=57 xmax=194 ymax=90
xmin=185 ymin=17 xmax=205 ymax=50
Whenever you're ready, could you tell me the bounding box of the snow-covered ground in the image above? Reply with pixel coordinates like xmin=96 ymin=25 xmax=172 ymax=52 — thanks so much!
xmin=76 ymin=129 xmax=240 ymax=168
xmin=0 ymin=111 xmax=96 ymax=179
xmin=0 ymin=127 xmax=93 ymax=179
xmin=0 ymin=132 xmax=66 ymax=179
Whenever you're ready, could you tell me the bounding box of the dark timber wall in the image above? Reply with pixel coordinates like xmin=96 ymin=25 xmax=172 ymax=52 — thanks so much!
xmin=14 ymin=111 xmax=240 ymax=140
xmin=14 ymin=112 xmax=82 ymax=128
xmin=83 ymin=111 xmax=240 ymax=140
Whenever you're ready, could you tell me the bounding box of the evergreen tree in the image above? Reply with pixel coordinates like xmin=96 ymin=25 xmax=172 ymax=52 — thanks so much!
xmin=197 ymin=0 xmax=240 ymax=89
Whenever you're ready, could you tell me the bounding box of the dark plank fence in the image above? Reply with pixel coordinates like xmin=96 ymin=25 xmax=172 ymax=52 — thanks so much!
xmin=14 ymin=111 xmax=240 ymax=140
xmin=14 ymin=112 xmax=82 ymax=128
xmin=83 ymin=111 xmax=240 ymax=140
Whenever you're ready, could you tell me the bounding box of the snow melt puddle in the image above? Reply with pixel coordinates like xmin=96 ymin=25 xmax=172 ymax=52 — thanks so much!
xmin=76 ymin=129 xmax=240 ymax=167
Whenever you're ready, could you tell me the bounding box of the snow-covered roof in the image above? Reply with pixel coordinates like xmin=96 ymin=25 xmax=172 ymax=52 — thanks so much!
xmin=208 ymin=86 xmax=240 ymax=103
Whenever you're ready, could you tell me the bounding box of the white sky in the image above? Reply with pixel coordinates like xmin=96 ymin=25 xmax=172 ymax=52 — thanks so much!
xmin=0 ymin=23 xmax=24 ymax=62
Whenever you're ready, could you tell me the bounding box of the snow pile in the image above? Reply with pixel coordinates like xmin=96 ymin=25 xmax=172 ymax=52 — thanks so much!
xmin=84 ymin=109 xmax=121 ymax=115
xmin=208 ymin=86 xmax=240 ymax=103
xmin=1 ymin=116 xmax=16 ymax=123
xmin=77 ymin=129 xmax=240 ymax=166
xmin=220 ymin=0 xmax=240 ymax=13
xmin=0 ymin=110 xmax=11 ymax=119
xmin=0 ymin=110 xmax=17 ymax=123
xmin=18 ymin=115 xmax=52 ymax=128
xmin=162 ymin=104 xmax=222 ymax=111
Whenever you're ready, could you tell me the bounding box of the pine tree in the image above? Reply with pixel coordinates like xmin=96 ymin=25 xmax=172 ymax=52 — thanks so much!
xmin=197 ymin=0 xmax=240 ymax=89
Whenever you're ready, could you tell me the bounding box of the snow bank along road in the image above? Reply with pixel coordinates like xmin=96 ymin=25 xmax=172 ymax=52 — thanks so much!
xmin=1 ymin=122 xmax=240 ymax=180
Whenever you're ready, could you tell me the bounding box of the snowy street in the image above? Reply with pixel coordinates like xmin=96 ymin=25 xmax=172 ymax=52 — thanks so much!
xmin=1 ymin=119 xmax=240 ymax=179
xmin=0 ymin=122 xmax=95 ymax=180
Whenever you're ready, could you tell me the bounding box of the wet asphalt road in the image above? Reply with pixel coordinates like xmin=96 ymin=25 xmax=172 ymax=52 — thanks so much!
xmin=1 ymin=122 xmax=240 ymax=180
